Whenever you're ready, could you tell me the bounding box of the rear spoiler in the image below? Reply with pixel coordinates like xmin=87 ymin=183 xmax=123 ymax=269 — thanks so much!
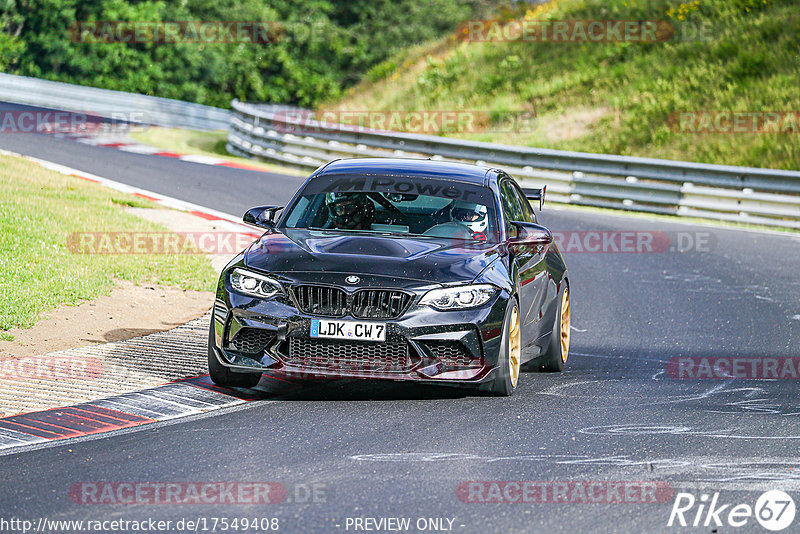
xmin=523 ymin=185 xmax=546 ymax=211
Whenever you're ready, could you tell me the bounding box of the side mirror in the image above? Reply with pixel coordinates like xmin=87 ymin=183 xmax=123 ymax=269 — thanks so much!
xmin=508 ymin=221 xmax=552 ymax=246
xmin=243 ymin=206 xmax=283 ymax=229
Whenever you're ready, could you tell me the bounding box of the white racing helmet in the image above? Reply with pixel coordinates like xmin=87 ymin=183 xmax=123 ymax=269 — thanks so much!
xmin=450 ymin=201 xmax=488 ymax=234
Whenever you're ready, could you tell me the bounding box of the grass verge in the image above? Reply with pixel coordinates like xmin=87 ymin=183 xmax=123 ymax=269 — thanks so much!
xmin=324 ymin=0 xmax=800 ymax=170
xmin=0 ymin=154 xmax=217 ymax=336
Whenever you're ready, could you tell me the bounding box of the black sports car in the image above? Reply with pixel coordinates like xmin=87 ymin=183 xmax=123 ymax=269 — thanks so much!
xmin=208 ymin=158 xmax=570 ymax=395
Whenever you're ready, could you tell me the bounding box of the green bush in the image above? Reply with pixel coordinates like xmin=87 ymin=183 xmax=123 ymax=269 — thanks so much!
xmin=0 ymin=0 xmax=493 ymax=108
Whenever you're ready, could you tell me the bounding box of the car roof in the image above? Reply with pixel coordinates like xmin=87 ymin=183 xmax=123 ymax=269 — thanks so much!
xmin=314 ymin=158 xmax=500 ymax=186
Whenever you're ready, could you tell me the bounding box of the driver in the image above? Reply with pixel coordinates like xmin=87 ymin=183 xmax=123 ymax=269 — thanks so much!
xmin=449 ymin=201 xmax=488 ymax=235
xmin=325 ymin=192 xmax=375 ymax=230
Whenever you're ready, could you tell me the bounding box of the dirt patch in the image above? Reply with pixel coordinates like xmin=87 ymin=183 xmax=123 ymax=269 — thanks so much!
xmin=0 ymin=280 xmax=212 ymax=359
xmin=0 ymin=207 xmax=255 ymax=360
xmin=542 ymin=107 xmax=613 ymax=142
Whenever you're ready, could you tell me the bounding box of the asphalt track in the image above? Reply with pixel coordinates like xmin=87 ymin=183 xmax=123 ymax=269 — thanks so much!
xmin=1 ymin=126 xmax=800 ymax=533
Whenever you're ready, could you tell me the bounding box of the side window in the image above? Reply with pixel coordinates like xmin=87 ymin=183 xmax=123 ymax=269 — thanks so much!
xmin=499 ymin=180 xmax=525 ymax=233
xmin=512 ymin=184 xmax=536 ymax=223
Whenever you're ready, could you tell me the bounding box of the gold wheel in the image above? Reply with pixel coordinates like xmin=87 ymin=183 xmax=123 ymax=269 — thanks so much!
xmin=560 ymin=288 xmax=571 ymax=363
xmin=509 ymin=305 xmax=521 ymax=387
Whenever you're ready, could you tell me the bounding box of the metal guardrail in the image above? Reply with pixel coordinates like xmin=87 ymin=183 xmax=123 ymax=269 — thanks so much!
xmin=0 ymin=73 xmax=231 ymax=131
xmin=228 ymin=100 xmax=800 ymax=229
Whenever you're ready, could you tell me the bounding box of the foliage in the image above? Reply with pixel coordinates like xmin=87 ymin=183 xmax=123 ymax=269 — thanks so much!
xmin=328 ymin=0 xmax=800 ymax=170
xmin=0 ymin=0 xmax=490 ymax=107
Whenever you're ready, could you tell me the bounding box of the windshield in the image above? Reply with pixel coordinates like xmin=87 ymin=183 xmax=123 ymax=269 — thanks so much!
xmin=282 ymin=174 xmax=499 ymax=242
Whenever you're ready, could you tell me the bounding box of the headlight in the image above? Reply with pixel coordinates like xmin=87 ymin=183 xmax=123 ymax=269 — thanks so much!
xmin=420 ymin=284 xmax=497 ymax=310
xmin=229 ymin=268 xmax=282 ymax=299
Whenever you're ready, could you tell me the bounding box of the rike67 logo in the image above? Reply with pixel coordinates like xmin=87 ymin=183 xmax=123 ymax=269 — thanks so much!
xmin=668 ymin=490 xmax=796 ymax=531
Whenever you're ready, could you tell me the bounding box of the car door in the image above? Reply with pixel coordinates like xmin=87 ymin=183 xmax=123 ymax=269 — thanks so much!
xmin=501 ymin=177 xmax=551 ymax=357
xmin=511 ymin=180 xmax=554 ymax=327
xmin=499 ymin=178 xmax=544 ymax=352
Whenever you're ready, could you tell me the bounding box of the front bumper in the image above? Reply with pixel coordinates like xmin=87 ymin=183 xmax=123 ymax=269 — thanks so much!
xmin=211 ymin=278 xmax=509 ymax=385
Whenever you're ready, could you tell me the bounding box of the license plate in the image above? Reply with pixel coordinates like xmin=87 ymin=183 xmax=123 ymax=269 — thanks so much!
xmin=310 ymin=319 xmax=386 ymax=342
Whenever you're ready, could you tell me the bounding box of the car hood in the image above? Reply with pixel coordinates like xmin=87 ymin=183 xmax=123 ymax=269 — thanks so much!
xmin=244 ymin=228 xmax=501 ymax=287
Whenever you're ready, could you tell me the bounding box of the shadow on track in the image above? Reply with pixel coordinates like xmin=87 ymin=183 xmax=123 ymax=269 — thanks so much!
xmin=187 ymin=373 xmax=472 ymax=401
xmin=253 ymin=374 xmax=474 ymax=401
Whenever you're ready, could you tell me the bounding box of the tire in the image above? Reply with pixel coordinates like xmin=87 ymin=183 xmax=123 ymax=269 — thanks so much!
xmin=207 ymin=320 xmax=262 ymax=388
xmin=539 ymin=283 xmax=571 ymax=372
xmin=488 ymin=298 xmax=522 ymax=396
